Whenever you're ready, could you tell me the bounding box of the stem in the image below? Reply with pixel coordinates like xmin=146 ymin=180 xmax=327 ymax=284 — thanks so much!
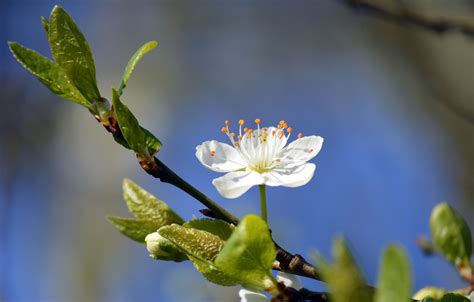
xmin=146 ymin=157 xmax=240 ymax=225
xmin=259 ymin=184 xmax=268 ymax=223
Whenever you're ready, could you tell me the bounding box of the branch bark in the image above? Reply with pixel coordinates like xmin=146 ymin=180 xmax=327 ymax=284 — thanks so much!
xmin=343 ymin=0 xmax=474 ymax=38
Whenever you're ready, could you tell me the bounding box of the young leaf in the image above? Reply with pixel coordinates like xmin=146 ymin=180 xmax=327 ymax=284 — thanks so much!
xmin=183 ymin=218 xmax=234 ymax=241
xmin=375 ymin=245 xmax=412 ymax=302
xmin=316 ymin=237 xmax=372 ymax=302
xmin=107 ymin=216 xmax=160 ymax=243
xmin=122 ymin=178 xmax=183 ymax=225
xmin=158 ymin=224 xmax=224 ymax=262
xmin=119 ymin=41 xmax=158 ymax=96
xmin=48 ymin=6 xmax=100 ymax=103
xmin=8 ymin=42 xmax=90 ymax=108
xmin=41 ymin=16 xmax=49 ymax=34
xmin=214 ymin=214 xmax=276 ymax=291
xmin=111 ymin=88 xmax=147 ymax=155
xmin=142 ymin=127 xmax=162 ymax=156
xmin=430 ymin=202 xmax=472 ymax=269
xmin=158 ymin=224 xmax=240 ymax=286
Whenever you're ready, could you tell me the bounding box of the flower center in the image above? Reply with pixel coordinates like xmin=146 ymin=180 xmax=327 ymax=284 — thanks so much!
xmin=215 ymin=118 xmax=302 ymax=172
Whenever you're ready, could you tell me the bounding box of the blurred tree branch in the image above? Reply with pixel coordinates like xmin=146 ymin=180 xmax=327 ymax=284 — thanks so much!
xmin=343 ymin=0 xmax=474 ymax=38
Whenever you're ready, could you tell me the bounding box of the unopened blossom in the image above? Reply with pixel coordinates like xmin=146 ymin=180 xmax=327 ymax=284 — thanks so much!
xmin=239 ymin=272 xmax=303 ymax=302
xmin=196 ymin=119 xmax=323 ymax=198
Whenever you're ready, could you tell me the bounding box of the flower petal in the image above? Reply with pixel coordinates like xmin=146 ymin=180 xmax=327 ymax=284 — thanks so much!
xmin=276 ymin=272 xmax=302 ymax=290
xmin=212 ymin=171 xmax=264 ymax=199
xmin=196 ymin=140 xmax=247 ymax=172
xmin=278 ymin=135 xmax=323 ymax=165
xmin=239 ymin=289 xmax=269 ymax=302
xmin=263 ymin=163 xmax=316 ymax=187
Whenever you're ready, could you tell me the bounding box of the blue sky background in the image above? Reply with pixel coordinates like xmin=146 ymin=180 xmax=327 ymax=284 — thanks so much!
xmin=1 ymin=1 xmax=473 ymax=301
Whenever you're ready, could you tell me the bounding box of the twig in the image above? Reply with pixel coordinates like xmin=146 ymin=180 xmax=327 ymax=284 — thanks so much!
xmin=98 ymin=109 xmax=321 ymax=281
xmin=343 ymin=0 xmax=474 ymax=38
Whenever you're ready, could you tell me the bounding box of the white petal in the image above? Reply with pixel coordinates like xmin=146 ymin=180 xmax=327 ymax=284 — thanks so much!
xmin=263 ymin=163 xmax=316 ymax=187
xmin=196 ymin=140 xmax=247 ymax=172
xmin=467 ymin=292 xmax=474 ymax=301
xmin=239 ymin=289 xmax=269 ymax=302
xmin=212 ymin=171 xmax=264 ymax=199
xmin=276 ymin=272 xmax=303 ymax=290
xmin=278 ymin=136 xmax=323 ymax=164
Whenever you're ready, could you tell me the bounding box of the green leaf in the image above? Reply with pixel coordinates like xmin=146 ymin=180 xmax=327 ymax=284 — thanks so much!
xmin=8 ymin=42 xmax=90 ymax=108
xmin=141 ymin=127 xmax=162 ymax=156
xmin=112 ymin=88 xmax=147 ymax=155
xmin=41 ymin=16 xmax=49 ymax=34
xmin=316 ymin=237 xmax=372 ymax=302
xmin=122 ymin=178 xmax=183 ymax=224
xmin=214 ymin=214 xmax=275 ymax=291
xmin=188 ymin=256 xmax=240 ymax=286
xmin=158 ymin=224 xmax=224 ymax=262
xmin=375 ymin=245 xmax=412 ymax=302
xmin=107 ymin=216 xmax=160 ymax=243
xmin=439 ymin=293 xmax=470 ymax=302
xmin=48 ymin=5 xmax=100 ymax=103
xmin=183 ymin=218 xmax=234 ymax=241
xmin=158 ymin=224 xmax=240 ymax=286
xmin=118 ymin=41 xmax=158 ymax=96
xmin=430 ymin=202 xmax=472 ymax=269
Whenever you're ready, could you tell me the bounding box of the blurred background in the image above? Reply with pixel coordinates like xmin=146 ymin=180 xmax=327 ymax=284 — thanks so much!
xmin=1 ymin=0 xmax=473 ymax=301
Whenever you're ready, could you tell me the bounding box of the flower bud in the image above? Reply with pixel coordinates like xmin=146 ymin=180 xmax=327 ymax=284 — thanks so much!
xmin=145 ymin=232 xmax=187 ymax=262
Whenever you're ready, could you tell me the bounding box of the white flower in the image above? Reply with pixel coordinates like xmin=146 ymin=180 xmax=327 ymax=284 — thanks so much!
xmin=196 ymin=119 xmax=323 ymax=198
xmin=467 ymin=291 xmax=474 ymax=301
xmin=238 ymin=272 xmax=302 ymax=302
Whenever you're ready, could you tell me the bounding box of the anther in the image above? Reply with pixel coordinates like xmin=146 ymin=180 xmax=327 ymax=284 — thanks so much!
xmin=221 ymin=127 xmax=227 ymax=133
xmin=210 ymin=150 xmax=216 ymax=157
xmin=225 ymin=120 xmax=229 ymax=126
xmin=244 ymin=127 xmax=249 ymax=133
xmin=298 ymin=132 xmax=303 ymax=139
xmin=229 ymin=132 xmax=235 ymax=137
xmin=255 ymin=118 xmax=261 ymax=124
xmin=307 ymin=148 xmax=314 ymax=153
xmin=239 ymin=119 xmax=245 ymax=125
xmin=287 ymin=127 xmax=293 ymax=133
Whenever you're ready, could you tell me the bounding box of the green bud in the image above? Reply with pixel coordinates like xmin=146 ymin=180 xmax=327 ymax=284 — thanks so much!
xmin=145 ymin=232 xmax=187 ymax=262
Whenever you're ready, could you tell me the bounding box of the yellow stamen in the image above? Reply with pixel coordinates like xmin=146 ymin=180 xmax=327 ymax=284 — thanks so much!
xmin=225 ymin=120 xmax=229 ymax=126
xmin=210 ymin=150 xmax=216 ymax=157
xmin=239 ymin=119 xmax=245 ymax=125
xmin=298 ymin=132 xmax=303 ymax=139
xmin=221 ymin=127 xmax=227 ymax=133
xmin=229 ymin=132 xmax=235 ymax=137
xmin=287 ymin=127 xmax=293 ymax=133
xmin=255 ymin=118 xmax=261 ymax=124
xmin=244 ymin=127 xmax=249 ymax=133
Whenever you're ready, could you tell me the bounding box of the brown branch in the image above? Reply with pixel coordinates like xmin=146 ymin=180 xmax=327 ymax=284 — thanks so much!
xmin=343 ymin=0 xmax=474 ymax=38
